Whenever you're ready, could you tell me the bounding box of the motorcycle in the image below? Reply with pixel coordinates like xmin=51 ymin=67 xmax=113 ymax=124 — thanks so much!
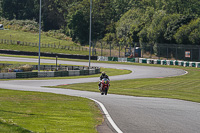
xmin=99 ymin=78 xmax=110 ymax=95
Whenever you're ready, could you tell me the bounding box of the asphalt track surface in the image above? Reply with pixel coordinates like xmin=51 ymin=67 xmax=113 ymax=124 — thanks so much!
xmin=0 ymin=56 xmax=200 ymax=133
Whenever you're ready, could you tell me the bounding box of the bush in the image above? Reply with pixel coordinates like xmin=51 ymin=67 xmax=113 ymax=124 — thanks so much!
xmin=2 ymin=64 xmax=33 ymax=72
xmin=19 ymin=64 xmax=33 ymax=72
xmin=0 ymin=18 xmax=38 ymax=32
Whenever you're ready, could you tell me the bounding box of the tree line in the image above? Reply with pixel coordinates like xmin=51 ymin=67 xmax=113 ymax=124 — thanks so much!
xmin=0 ymin=0 xmax=200 ymax=46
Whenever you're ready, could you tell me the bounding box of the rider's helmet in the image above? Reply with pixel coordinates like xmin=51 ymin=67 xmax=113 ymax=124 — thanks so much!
xmin=102 ymin=71 xmax=106 ymax=76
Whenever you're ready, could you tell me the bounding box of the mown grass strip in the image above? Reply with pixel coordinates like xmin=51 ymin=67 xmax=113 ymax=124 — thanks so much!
xmin=55 ymin=67 xmax=200 ymax=103
xmin=0 ymin=89 xmax=102 ymax=133
xmin=0 ymin=119 xmax=32 ymax=133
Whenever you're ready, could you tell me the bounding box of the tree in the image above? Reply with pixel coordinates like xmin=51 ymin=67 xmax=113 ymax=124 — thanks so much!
xmin=116 ymin=9 xmax=143 ymax=42
xmin=146 ymin=10 xmax=167 ymax=43
xmin=42 ymin=0 xmax=69 ymax=31
xmin=174 ymin=18 xmax=200 ymax=44
xmin=68 ymin=10 xmax=89 ymax=44
xmin=1 ymin=0 xmax=37 ymax=20
xmin=164 ymin=14 xmax=195 ymax=43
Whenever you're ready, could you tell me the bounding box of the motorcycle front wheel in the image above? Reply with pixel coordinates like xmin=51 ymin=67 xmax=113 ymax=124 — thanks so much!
xmin=105 ymin=87 xmax=108 ymax=95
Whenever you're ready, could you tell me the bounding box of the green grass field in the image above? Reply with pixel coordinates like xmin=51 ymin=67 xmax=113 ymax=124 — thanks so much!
xmin=0 ymin=30 xmax=75 ymax=46
xmin=0 ymin=30 xmax=92 ymax=55
xmin=54 ymin=66 xmax=200 ymax=103
xmin=0 ymin=58 xmax=131 ymax=132
xmin=0 ymin=54 xmax=200 ymax=132
xmin=0 ymin=89 xmax=102 ymax=133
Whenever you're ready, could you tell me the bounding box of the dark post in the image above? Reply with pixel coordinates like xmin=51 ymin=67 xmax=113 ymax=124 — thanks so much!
xmin=158 ymin=44 xmax=160 ymax=60
xmin=110 ymin=42 xmax=111 ymax=57
xmin=119 ymin=43 xmax=120 ymax=57
xmin=184 ymin=48 xmax=185 ymax=61
xmin=101 ymin=41 xmax=103 ymax=56
xmin=176 ymin=45 xmax=178 ymax=60
xmin=191 ymin=48 xmax=193 ymax=61
xmin=92 ymin=41 xmax=95 ymax=56
xmin=167 ymin=44 xmax=169 ymax=60
xmin=56 ymin=55 xmax=58 ymax=71
xmin=134 ymin=42 xmax=136 ymax=57
xmin=150 ymin=43 xmax=152 ymax=58
xmin=142 ymin=44 xmax=144 ymax=58
xmin=199 ymin=47 xmax=200 ymax=61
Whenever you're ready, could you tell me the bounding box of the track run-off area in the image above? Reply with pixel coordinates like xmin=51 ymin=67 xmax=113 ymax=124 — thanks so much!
xmin=0 ymin=56 xmax=200 ymax=133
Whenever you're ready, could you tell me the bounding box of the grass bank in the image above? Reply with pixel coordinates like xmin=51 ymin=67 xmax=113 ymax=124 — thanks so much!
xmin=0 ymin=30 xmax=92 ymax=55
xmin=0 ymin=89 xmax=102 ymax=133
xmin=0 ymin=43 xmax=90 ymax=55
xmin=0 ymin=30 xmax=75 ymax=46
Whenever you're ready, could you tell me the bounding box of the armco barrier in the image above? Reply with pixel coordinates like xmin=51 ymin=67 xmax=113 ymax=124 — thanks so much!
xmin=166 ymin=60 xmax=173 ymax=65
xmin=157 ymin=60 xmax=161 ymax=64
xmin=184 ymin=62 xmax=189 ymax=67
xmin=189 ymin=62 xmax=196 ymax=67
xmin=161 ymin=60 xmax=167 ymax=65
xmin=108 ymin=57 xmax=118 ymax=61
xmin=68 ymin=70 xmax=80 ymax=76
xmin=83 ymin=70 xmax=89 ymax=75
xmin=118 ymin=58 xmax=127 ymax=62
xmin=89 ymin=69 xmax=96 ymax=75
xmin=139 ymin=58 xmax=147 ymax=63
xmin=80 ymin=70 xmax=85 ymax=75
xmin=1 ymin=73 xmax=16 ymax=79
xmin=98 ymin=56 xmax=137 ymax=63
xmin=196 ymin=62 xmax=200 ymax=68
xmin=97 ymin=56 xmax=200 ymax=69
xmin=178 ymin=61 xmax=184 ymax=66
xmin=147 ymin=59 xmax=153 ymax=64
xmin=154 ymin=60 xmax=158 ymax=64
xmin=127 ymin=58 xmax=135 ymax=62
xmin=0 ymin=67 xmax=100 ymax=79
xmin=16 ymin=72 xmax=38 ymax=78
xmin=0 ymin=74 xmax=3 ymax=79
xmin=173 ymin=60 xmax=178 ymax=66
xmin=95 ymin=68 xmax=100 ymax=74
xmin=98 ymin=56 xmax=108 ymax=61
xmin=135 ymin=58 xmax=139 ymax=63
xmin=39 ymin=72 xmax=54 ymax=77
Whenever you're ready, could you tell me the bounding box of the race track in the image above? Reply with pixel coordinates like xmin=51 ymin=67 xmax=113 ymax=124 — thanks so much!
xmin=0 ymin=56 xmax=200 ymax=133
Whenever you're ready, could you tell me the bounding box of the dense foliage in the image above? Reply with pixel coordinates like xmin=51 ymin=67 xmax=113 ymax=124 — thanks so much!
xmin=0 ymin=0 xmax=200 ymax=46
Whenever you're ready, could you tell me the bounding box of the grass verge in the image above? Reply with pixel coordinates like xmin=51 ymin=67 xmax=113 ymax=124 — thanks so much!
xmin=1 ymin=54 xmax=200 ymax=103
xmin=0 ymin=60 xmax=131 ymax=80
xmin=54 ymin=67 xmax=200 ymax=103
xmin=0 ymin=89 xmax=102 ymax=133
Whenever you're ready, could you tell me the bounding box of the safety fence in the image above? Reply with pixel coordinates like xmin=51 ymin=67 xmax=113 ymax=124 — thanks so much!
xmin=97 ymin=56 xmax=200 ymax=68
xmin=0 ymin=39 xmax=94 ymax=52
xmin=0 ymin=64 xmax=100 ymax=79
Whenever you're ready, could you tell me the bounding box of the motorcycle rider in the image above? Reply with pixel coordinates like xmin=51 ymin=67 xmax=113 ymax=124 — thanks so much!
xmin=100 ymin=71 xmax=109 ymax=80
xmin=99 ymin=71 xmax=110 ymax=90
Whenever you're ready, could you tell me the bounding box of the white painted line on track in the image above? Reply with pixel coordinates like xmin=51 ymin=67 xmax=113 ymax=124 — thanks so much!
xmin=86 ymin=97 xmax=123 ymax=133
